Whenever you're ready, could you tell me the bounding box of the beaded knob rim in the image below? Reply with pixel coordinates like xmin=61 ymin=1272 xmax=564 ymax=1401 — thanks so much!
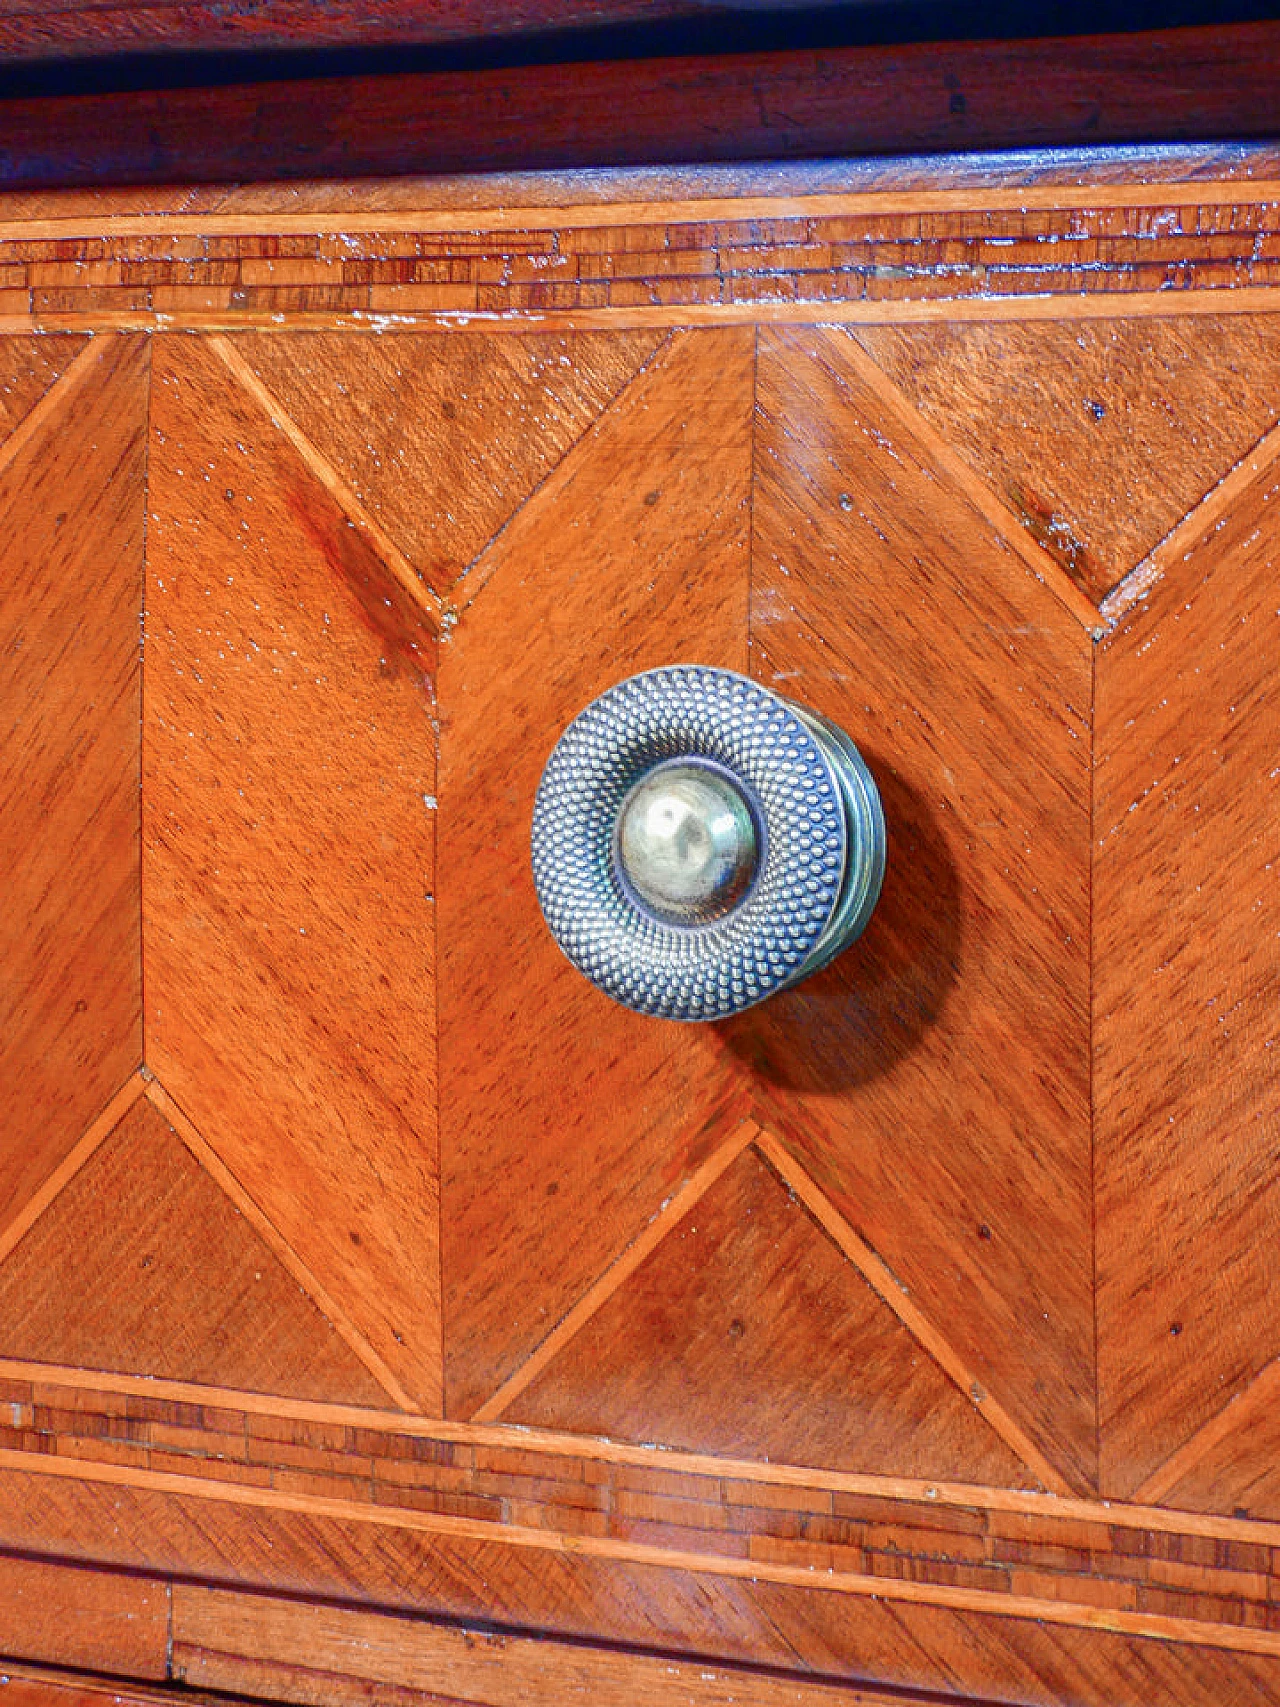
xmin=530 ymin=666 xmax=884 ymax=1021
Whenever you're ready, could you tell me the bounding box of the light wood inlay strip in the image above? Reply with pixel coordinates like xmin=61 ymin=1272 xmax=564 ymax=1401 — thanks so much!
xmin=472 ymin=1120 xmax=762 ymax=1422
xmin=143 ymin=1078 xmax=417 ymax=1414
xmin=832 ymin=329 xmax=1106 ymax=635
xmin=4 ymin=1445 xmax=1280 ymax=1658
xmin=5 ymin=282 xmax=1276 ymax=343
xmin=207 ymin=334 xmax=441 ymax=627
xmin=10 ymin=1353 xmax=1280 ymax=1548
xmin=0 ymin=1071 xmax=147 ymax=1268
xmin=753 ymin=1130 xmax=1074 ymax=1498
xmin=1134 ymin=1356 xmax=1280 ymax=1506
xmin=1100 ymin=410 xmax=1280 ymax=624
xmin=0 ymin=1666 xmax=181 ymax=1707
xmin=5 ymin=177 xmax=1280 ymax=241
xmin=0 ymin=335 xmax=101 ymax=483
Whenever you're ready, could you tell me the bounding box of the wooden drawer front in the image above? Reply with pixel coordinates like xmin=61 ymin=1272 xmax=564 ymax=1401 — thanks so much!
xmin=2 ymin=168 xmax=1280 ymax=1704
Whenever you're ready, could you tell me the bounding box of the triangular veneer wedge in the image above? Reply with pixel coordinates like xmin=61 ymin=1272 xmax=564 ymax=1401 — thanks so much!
xmin=0 ymin=334 xmax=91 ymax=442
xmin=144 ymin=332 xmax=440 ymax=1412
xmin=0 ymin=1095 xmax=392 ymax=1405
xmin=436 ymin=325 xmax=754 ymax=1420
xmin=508 ymin=1144 xmax=1041 ymax=1488
xmin=746 ymin=322 xmax=1094 ymax=1493
xmin=851 ymin=314 xmax=1280 ymax=605
xmin=230 ymin=327 xmax=664 ymax=595
xmin=0 ymin=334 xmax=146 ymax=1232
xmin=1095 ymin=440 xmax=1280 ymax=1498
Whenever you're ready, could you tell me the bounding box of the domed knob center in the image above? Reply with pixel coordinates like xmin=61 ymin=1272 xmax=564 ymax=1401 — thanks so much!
xmin=615 ymin=760 xmax=758 ymax=925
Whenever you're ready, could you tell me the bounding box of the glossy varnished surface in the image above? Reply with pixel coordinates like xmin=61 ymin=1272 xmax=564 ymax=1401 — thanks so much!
xmin=509 ymin=1142 xmax=1036 ymax=1485
xmin=0 ymin=1097 xmax=387 ymax=1403
xmin=144 ymin=334 xmax=440 ymax=1411
xmin=748 ymin=323 xmax=1093 ymax=1492
xmin=2 ymin=165 xmax=1280 ymax=1704
xmin=233 ymin=329 xmax=664 ymax=596
xmin=437 ymin=325 xmax=753 ymax=1418
xmin=849 ymin=315 xmax=1280 ymax=606
xmin=3 ymin=23 xmax=1280 ymax=189
xmin=0 ymin=335 xmax=144 ymax=1231
xmin=1095 ymin=444 xmax=1280 ymax=1500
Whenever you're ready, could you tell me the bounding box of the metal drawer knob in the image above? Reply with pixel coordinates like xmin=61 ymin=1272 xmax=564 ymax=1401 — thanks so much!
xmin=531 ymin=666 xmax=885 ymax=1020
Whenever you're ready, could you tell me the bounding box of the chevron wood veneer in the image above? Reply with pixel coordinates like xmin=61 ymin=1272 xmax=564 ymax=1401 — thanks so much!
xmin=3 ymin=151 xmax=1280 ymax=1704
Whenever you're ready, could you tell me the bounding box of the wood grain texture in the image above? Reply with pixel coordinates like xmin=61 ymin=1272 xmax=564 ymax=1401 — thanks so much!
xmin=2 ymin=168 xmax=1280 ymax=1699
xmin=437 ymin=325 xmax=753 ymax=1419
xmin=0 ymin=1463 xmax=833 ymax=1677
xmin=745 ymin=323 xmax=1095 ymax=1493
xmin=0 ymin=1 xmax=696 ymax=62
xmin=802 ymin=339 xmax=1099 ymax=639
xmin=13 ymin=1359 xmax=1280 ymax=1564
xmin=1150 ymin=1362 xmax=1280 ymax=1520
xmin=508 ymin=1143 xmax=1038 ymax=1487
xmin=0 ymin=1070 xmax=144 ymax=1266
xmin=7 ymin=1461 xmax=1280 ymax=1706
xmin=125 ymin=1585 xmax=1280 ymax=1706
xmin=0 ymin=146 xmax=1277 ymax=233
xmin=0 ymin=1677 xmax=178 ymax=1707
xmin=474 ymin=1120 xmax=761 ymax=1424
xmin=144 ymin=1074 xmax=412 ymax=1407
xmin=0 ymin=333 xmax=85 ymax=434
xmin=208 ymin=335 xmax=435 ymax=617
xmin=144 ymin=332 xmax=439 ymax=1412
xmin=850 ymin=315 xmax=1280 ymax=607
xmin=1095 ymin=452 xmax=1280 ymax=1499
xmin=3 ymin=195 xmax=1280 ymax=328
xmin=6 ymin=166 xmax=1280 ymax=228
xmin=0 ymin=1674 xmax=196 ymax=1707
xmin=3 ymin=1433 xmax=1280 ymax=1651
xmin=744 ymin=1582 xmax=1280 ymax=1707
xmin=0 ymin=1094 xmax=390 ymax=1403
xmin=0 ymin=1555 xmax=166 ymax=1680
xmin=4 ymin=24 xmax=1280 ymax=191
xmin=0 ymin=332 xmax=145 ymax=1231
xmin=232 ymin=330 xmax=664 ymax=596
xmin=753 ymin=1128 xmax=1069 ymax=1493
xmin=170 ymin=1585 xmax=984 ymax=1707
xmin=1101 ymin=413 xmax=1280 ymax=627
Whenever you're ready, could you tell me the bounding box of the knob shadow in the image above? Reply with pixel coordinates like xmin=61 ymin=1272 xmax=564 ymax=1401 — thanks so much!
xmin=714 ymin=753 xmax=961 ymax=1093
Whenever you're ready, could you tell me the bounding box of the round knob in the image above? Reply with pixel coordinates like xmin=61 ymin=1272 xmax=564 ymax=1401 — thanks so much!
xmin=531 ymin=666 xmax=885 ymax=1021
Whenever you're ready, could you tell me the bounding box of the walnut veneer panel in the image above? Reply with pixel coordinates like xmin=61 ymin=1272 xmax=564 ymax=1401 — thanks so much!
xmin=0 ymin=333 xmax=144 ymax=1231
xmin=746 ymin=323 xmax=1094 ymax=1493
xmin=143 ymin=334 xmax=439 ymax=1412
xmin=1095 ymin=450 xmax=1280 ymax=1500
xmin=437 ymin=325 xmax=753 ymax=1418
